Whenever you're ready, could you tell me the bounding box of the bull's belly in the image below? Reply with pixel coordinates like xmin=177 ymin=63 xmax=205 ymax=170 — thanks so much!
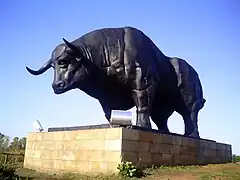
xmin=110 ymin=97 xmax=134 ymax=110
xmin=101 ymin=86 xmax=135 ymax=110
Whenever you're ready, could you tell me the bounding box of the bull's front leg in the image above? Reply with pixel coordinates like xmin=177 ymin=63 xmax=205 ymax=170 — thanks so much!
xmin=132 ymin=89 xmax=152 ymax=128
xmin=99 ymin=100 xmax=112 ymax=123
xmin=132 ymin=68 xmax=156 ymax=129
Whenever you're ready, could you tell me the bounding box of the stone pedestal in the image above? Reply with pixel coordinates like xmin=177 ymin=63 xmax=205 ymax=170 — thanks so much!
xmin=24 ymin=125 xmax=232 ymax=173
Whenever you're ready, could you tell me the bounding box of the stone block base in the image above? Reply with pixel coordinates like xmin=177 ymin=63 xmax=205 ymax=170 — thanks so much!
xmin=24 ymin=125 xmax=232 ymax=173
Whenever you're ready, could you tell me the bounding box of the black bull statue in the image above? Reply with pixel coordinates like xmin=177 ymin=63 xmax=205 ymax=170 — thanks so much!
xmin=26 ymin=26 xmax=206 ymax=138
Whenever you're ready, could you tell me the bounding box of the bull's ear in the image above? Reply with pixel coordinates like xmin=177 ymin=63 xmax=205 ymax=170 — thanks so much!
xmin=63 ymin=38 xmax=82 ymax=58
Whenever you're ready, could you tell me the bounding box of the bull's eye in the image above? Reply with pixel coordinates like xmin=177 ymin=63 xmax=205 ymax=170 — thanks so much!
xmin=58 ymin=59 xmax=70 ymax=68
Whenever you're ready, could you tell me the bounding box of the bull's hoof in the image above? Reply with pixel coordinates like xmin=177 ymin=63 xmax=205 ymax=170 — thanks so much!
xmin=136 ymin=122 xmax=152 ymax=129
xmin=185 ymin=131 xmax=200 ymax=139
xmin=136 ymin=113 xmax=152 ymax=129
xmin=161 ymin=130 xmax=171 ymax=135
xmin=157 ymin=127 xmax=170 ymax=134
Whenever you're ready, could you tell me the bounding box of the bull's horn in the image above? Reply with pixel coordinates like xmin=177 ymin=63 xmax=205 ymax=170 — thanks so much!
xmin=62 ymin=38 xmax=81 ymax=57
xmin=26 ymin=59 xmax=52 ymax=75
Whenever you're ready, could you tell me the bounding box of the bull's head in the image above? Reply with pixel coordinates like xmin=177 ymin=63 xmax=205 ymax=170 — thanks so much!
xmin=26 ymin=39 xmax=90 ymax=94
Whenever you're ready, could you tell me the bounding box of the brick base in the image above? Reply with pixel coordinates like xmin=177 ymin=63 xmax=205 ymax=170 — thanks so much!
xmin=24 ymin=127 xmax=232 ymax=173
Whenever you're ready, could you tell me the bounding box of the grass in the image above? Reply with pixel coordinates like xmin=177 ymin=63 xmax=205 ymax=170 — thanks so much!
xmin=14 ymin=163 xmax=240 ymax=180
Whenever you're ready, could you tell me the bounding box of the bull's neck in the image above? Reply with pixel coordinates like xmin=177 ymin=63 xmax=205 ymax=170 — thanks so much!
xmin=78 ymin=43 xmax=94 ymax=63
xmin=77 ymin=75 xmax=107 ymax=100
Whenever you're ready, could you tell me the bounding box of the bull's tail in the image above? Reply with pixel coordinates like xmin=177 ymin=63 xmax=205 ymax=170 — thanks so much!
xmin=194 ymin=73 xmax=206 ymax=110
xmin=199 ymin=98 xmax=206 ymax=110
xmin=202 ymin=98 xmax=206 ymax=105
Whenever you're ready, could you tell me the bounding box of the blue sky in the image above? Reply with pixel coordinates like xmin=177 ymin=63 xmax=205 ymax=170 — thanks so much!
xmin=1 ymin=0 xmax=239 ymax=154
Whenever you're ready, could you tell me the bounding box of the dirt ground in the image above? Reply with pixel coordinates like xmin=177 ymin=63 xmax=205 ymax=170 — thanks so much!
xmin=144 ymin=163 xmax=240 ymax=180
xmin=17 ymin=163 xmax=240 ymax=180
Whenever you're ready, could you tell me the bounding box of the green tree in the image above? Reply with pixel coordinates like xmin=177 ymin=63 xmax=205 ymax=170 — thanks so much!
xmin=18 ymin=137 xmax=26 ymax=150
xmin=9 ymin=137 xmax=26 ymax=152
xmin=9 ymin=137 xmax=19 ymax=151
xmin=0 ymin=133 xmax=10 ymax=151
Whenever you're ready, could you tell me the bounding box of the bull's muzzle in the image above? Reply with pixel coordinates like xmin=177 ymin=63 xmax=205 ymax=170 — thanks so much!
xmin=52 ymin=81 xmax=66 ymax=94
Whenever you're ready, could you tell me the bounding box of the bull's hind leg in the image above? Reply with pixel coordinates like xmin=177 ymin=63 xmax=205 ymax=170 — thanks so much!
xmin=187 ymin=99 xmax=205 ymax=138
xmin=176 ymin=99 xmax=204 ymax=138
xmin=150 ymin=107 xmax=174 ymax=133
xmin=174 ymin=94 xmax=196 ymax=137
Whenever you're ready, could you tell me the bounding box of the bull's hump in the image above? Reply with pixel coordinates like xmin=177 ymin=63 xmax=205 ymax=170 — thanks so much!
xmin=79 ymin=26 xmax=142 ymax=41
xmin=74 ymin=26 xmax=150 ymax=67
xmin=77 ymin=28 xmax=128 ymax=65
xmin=83 ymin=26 xmax=138 ymax=34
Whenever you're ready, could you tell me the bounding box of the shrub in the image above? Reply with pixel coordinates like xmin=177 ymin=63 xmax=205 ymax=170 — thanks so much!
xmin=117 ymin=160 xmax=144 ymax=178
xmin=0 ymin=164 xmax=30 ymax=180
xmin=235 ymin=155 xmax=240 ymax=162
xmin=0 ymin=164 xmax=18 ymax=180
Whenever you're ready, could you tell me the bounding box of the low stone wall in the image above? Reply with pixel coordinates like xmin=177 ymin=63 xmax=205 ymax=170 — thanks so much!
xmin=24 ymin=127 xmax=232 ymax=173
xmin=121 ymin=129 xmax=232 ymax=166
xmin=24 ymin=128 xmax=122 ymax=173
